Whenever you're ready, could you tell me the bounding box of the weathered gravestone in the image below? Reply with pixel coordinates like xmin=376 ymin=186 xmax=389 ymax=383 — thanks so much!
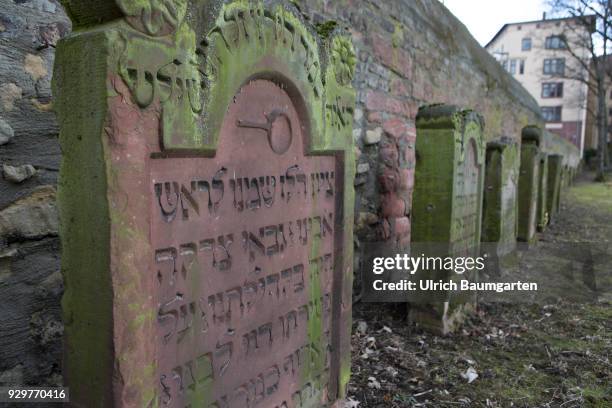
xmin=481 ymin=140 xmax=519 ymax=262
xmin=537 ymin=153 xmax=548 ymax=231
xmin=410 ymin=105 xmax=485 ymax=334
xmin=53 ymin=1 xmax=356 ymax=406
xmin=547 ymin=155 xmax=563 ymax=217
xmin=561 ymin=165 xmax=570 ymax=188
xmin=517 ymin=126 xmax=541 ymax=245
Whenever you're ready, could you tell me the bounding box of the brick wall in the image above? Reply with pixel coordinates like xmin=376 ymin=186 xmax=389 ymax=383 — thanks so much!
xmin=296 ymin=0 xmax=542 ymax=284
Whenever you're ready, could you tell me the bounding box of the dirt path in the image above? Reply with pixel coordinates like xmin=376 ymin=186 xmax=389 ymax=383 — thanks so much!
xmin=347 ymin=176 xmax=612 ymax=407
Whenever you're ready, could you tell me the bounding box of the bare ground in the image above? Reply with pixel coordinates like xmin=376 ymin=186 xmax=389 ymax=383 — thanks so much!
xmin=346 ymin=175 xmax=612 ymax=407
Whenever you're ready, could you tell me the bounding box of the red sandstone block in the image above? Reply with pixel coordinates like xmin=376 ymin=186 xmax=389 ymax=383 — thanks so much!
xmin=394 ymin=216 xmax=411 ymax=237
xmin=399 ymin=168 xmax=415 ymax=191
xmin=408 ymin=100 xmax=418 ymax=119
xmin=383 ymin=117 xmax=416 ymax=140
xmin=401 ymin=146 xmax=416 ymax=166
xmin=366 ymin=91 xmax=413 ymax=118
xmin=379 ymin=168 xmax=399 ymax=193
xmin=380 ymin=145 xmax=399 ymax=167
xmin=382 ymin=117 xmax=404 ymax=140
xmin=412 ymin=73 xmax=434 ymax=102
xmin=404 ymin=122 xmax=417 ymax=143
xmin=371 ymin=33 xmax=411 ymax=79
xmin=367 ymin=110 xmax=383 ymax=123
xmin=381 ymin=193 xmax=406 ymax=218
xmin=390 ymin=78 xmax=410 ymax=97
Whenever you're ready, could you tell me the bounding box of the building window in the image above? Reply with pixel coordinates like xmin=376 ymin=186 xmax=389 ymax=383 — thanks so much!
xmin=543 ymin=58 xmax=565 ymax=75
xmin=609 ymin=89 xmax=612 ymax=99
xmin=509 ymin=59 xmax=517 ymax=74
xmin=542 ymin=82 xmax=563 ymax=98
xmin=501 ymin=59 xmax=525 ymax=75
xmin=522 ymin=38 xmax=532 ymax=51
xmin=541 ymin=106 xmax=562 ymax=121
xmin=545 ymin=35 xmax=567 ymax=49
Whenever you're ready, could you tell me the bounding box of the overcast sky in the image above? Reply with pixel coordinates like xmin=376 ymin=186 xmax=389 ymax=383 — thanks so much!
xmin=441 ymin=0 xmax=547 ymax=46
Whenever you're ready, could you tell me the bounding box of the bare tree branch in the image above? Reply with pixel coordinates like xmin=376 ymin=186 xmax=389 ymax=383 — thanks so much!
xmin=546 ymin=0 xmax=611 ymax=177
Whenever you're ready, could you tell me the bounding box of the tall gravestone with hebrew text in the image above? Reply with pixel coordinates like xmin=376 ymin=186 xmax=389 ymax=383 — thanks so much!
xmin=481 ymin=140 xmax=519 ymax=261
xmin=517 ymin=126 xmax=541 ymax=245
xmin=411 ymin=105 xmax=485 ymax=334
xmin=53 ymin=1 xmax=356 ymax=407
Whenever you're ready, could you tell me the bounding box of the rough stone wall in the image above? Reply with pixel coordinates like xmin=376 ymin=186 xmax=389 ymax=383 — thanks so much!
xmin=0 ymin=0 xmax=70 ymax=387
xmin=0 ymin=0 xmax=580 ymax=387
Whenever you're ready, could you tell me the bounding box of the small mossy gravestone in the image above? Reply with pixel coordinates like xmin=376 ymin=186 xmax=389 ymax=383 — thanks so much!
xmin=410 ymin=105 xmax=485 ymax=334
xmin=53 ymin=1 xmax=356 ymax=406
xmin=517 ymin=126 xmax=541 ymax=245
xmin=537 ymin=153 xmax=548 ymax=231
xmin=562 ymin=165 xmax=571 ymax=189
xmin=547 ymin=154 xmax=563 ymax=218
xmin=481 ymin=139 xmax=519 ymax=261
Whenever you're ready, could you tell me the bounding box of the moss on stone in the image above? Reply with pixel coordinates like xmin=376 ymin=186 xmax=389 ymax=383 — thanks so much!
xmin=316 ymin=21 xmax=338 ymax=39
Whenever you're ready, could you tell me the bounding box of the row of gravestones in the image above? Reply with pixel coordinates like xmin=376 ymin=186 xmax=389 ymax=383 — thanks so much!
xmin=410 ymin=107 xmax=577 ymax=334
xmin=53 ymin=1 xmax=577 ymax=406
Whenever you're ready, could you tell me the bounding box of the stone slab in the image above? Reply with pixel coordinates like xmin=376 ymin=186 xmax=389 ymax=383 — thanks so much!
xmin=481 ymin=140 xmax=519 ymax=260
xmin=547 ymin=154 xmax=563 ymax=218
xmin=537 ymin=153 xmax=548 ymax=231
xmin=517 ymin=126 xmax=541 ymax=244
xmin=53 ymin=2 xmax=356 ymax=406
xmin=410 ymin=105 xmax=485 ymax=334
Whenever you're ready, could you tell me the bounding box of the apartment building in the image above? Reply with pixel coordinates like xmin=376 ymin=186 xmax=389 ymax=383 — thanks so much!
xmin=485 ymin=15 xmax=594 ymax=154
xmin=584 ymin=55 xmax=612 ymax=159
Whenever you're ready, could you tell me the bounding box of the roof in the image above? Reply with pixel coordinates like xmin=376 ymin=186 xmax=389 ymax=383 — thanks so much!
xmin=485 ymin=15 xmax=596 ymax=49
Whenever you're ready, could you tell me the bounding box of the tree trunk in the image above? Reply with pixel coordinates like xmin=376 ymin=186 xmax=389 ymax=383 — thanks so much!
xmin=596 ymin=75 xmax=608 ymax=181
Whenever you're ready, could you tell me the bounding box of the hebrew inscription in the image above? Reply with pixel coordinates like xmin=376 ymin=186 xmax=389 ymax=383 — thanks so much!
xmin=452 ymin=136 xmax=483 ymax=255
xmin=150 ymin=80 xmax=339 ymax=407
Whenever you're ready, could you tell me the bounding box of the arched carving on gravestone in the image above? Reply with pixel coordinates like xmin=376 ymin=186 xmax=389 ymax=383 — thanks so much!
xmin=53 ymin=1 xmax=356 ymax=407
xmin=196 ymin=1 xmax=326 ymax=152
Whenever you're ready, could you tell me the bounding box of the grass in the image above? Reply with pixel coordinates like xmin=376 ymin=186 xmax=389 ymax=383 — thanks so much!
xmin=349 ymin=177 xmax=612 ymax=407
xmin=567 ymin=181 xmax=612 ymax=213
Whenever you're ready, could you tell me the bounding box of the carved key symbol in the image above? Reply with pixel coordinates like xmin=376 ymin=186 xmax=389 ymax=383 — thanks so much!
xmin=237 ymin=109 xmax=293 ymax=154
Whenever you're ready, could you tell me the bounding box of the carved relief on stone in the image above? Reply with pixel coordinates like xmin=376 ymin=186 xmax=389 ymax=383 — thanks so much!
xmin=117 ymin=25 xmax=202 ymax=149
xmin=330 ymin=36 xmax=356 ymax=86
xmin=117 ymin=0 xmax=187 ymax=36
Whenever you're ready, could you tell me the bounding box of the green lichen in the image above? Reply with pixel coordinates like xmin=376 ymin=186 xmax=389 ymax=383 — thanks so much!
xmin=391 ymin=23 xmax=404 ymax=48
xmin=54 ymin=29 xmax=114 ymax=408
xmin=316 ymin=21 xmax=337 ymax=39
